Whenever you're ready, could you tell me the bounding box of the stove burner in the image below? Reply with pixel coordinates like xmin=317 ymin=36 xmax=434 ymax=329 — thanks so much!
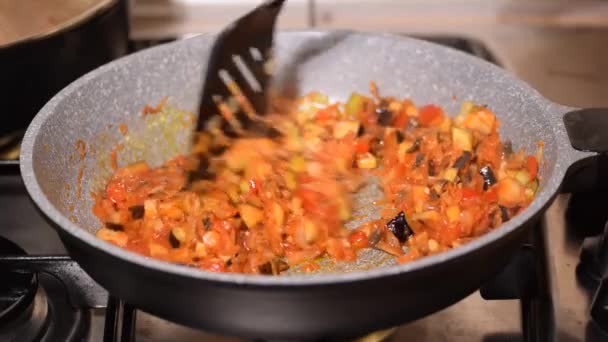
xmin=0 ymin=237 xmax=37 ymax=323
xmin=0 ymin=236 xmax=90 ymax=342
xmin=578 ymin=221 xmax=608 ymax=287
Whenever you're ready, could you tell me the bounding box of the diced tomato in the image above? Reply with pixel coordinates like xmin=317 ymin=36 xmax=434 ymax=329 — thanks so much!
xmin=248 ymin=178 xmax=261 ymax=195
xmin=354 ymin=137 xmax=371 ymax=154
xmin=296 ymin=188 xmax=320 ymax=212
xmin=348 ymin=231 xmax=369 ymax=249
xmin=483 ymin=186 xmax=498 ymax=202
xmin=526 ymin=156 xmax=539 ymax=179
xmin=397 ymin=249 xmax=420 ymax=263
xmin=316 ymin=109 xmax=332 ymax=123
xmin=418 ymin=104 xmax=444 ymax=126
xmin=204 ymin=260 xmax=227 ymax=273
xmin=302 ymin=262 xmax=320 ymax=272
xmin=106 ymin=182 xmax=126 ymax=204
xmin=446 ymin=226 xmax=462 ymax=244
xmin=496 ymin=178 xmax=525 ymax=208
xmin=461 ymin=187 xmax=480 ymax=204
xmin=392 ymin=110 xmax=409 ymax=128
xmin=315 ymin=105 xmax=339 ymax=123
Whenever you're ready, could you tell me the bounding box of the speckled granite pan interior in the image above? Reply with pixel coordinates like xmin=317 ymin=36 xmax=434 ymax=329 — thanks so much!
xmin=21 ymin=30 xmax=575 ymax=284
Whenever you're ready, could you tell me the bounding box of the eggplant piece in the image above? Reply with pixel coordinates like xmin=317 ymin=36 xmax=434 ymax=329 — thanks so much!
xmin=479 ymin=165 xmax=497 ymax=190
xmin=395 ymin=130 xmax=405 ymax=143
xmin=414 ymin=153 xmax=425 ymax=168
xmin=499 ymin=205 xmax=510 ymax=222
xmin=406 ymin=117 xmax=419 ymax=131
xmin=169 ymin=231 xmax=181 ymax=248
xmin=259 ymin=258 xmax=290 ymax=275
xmin=463 ymin=168 xmax=473 ymax=184
xmin=357 ymin=124 xmax=365 ymax=137
xmin=105 ymin=222 xmax=124 ymax=231
xmin=452 ymin=151 xmax=472 ymax=169
xmin=368 ymin=228 xmax=383 ymax=246
xmin=386 ymin=211 xmax=414 ymax=243
xmin=209 ymin=144 xmax=228 ymax=156
xmin=429 ymin=187 xmax=440 ymax=200
xmin=188 ymin=158 xmax=215 ymax=181
xmin=376 ymin=107 xmax=393 ymax=126
xmin=428 ymin=159 xmax=436 ymax=176
xmin=502 ymin=140 xmax=513 ymax=156
xmin=203 ymin=216 xmax=212 ymax=230
xmin=370 ymin=138 xmax=384 ymax=157
xmin=406 ymin=138 xmax=421 ymax=153
xmin=128 ymin=205 xmax=145 ymax=219
xmin=259 ymin=262 xmax=273 ymax=275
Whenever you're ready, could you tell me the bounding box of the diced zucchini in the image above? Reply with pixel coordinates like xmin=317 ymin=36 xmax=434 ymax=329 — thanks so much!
xmin=283 ymin=172 xmax=297 ymax=190
xmin=412 ymin=210 xmax=440 ymax=221
xmin=528 ymin=179 xmax=539 ymax=193
xmin=525 ymin=188 xmax=535 ymax=200
xmin=460 ymin=101 xmax=475 ymax=115
xmin=405 ymin=104 xmax=418 ymax=117
xmin=226 ymin=184 xmax=240 ymax=202
xmin=171 ymin=227 xmax=186 ymax=242
xmin=333 ymin=121 xmax=360 ymax=139
xmin=96 ymin=228 xmax=128 ymax=247
xmin=446 ymin=206 xmax=460 ymax=223
xmin=345 ymin=93 xmax=370 ymax=118
xmin=438 ymin=117 xmax=452 ymax=133
xmin=194 ymin=242 xmax=207 ymax=258
xmin=289 ymin=155 xmax=307 ymax=173
xmin=149 ymin=243 xmax=169 ymax=257
xmin=285 ymin=122 xmax=304 ymax=151
xmin=337 ymin=197 xmax=351 ymax=221
xmin=238 ymin=204 xmax=264 ymax=228
xmin=514 ymin=170 xmax=531 ymax=185
xmin=309 ymin=92 xmax=329 ymax=106
xmin=398 ymin=141 xmax=415 ymax=162
xmin=443 ymin=167 xmax=459 ymax=182
xmin=428 ymin=239 xmax=440 ymax=252
xmin=452 ymin=127 xmax=473 ymax=151
xmin=304 ymin=219 xmax=319 ymax=243
xmin=463 ymin=110 xmax=496 ymax=135
xmin=169 ymin=228 xmax=184 ymax=247
xmin=290 ymin=197 xmax=303 ymax=216
xmin=272 ymin=202 xmax=285 ymax=227
xmin=357 ymin=153 xmax=377 ymax=169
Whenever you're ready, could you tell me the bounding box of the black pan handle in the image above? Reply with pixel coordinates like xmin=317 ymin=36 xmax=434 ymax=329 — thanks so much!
xmin=564 ymin=108 xmax=608 ymax=153
xmin=561 ymin=108 xmax=608 ymax=193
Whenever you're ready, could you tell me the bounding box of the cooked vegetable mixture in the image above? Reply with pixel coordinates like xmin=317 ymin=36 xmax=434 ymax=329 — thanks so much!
xmin=94 ymin=85 xmax=541 ymax=274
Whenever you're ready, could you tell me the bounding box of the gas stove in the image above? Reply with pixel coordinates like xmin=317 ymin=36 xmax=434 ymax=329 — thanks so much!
xmin=1 ymin=36 xmax=607 ymax=342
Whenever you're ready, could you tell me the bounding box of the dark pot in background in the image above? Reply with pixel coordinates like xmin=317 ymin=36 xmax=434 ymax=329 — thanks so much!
xmin=0 ymin=0 xmax=129 ymax=153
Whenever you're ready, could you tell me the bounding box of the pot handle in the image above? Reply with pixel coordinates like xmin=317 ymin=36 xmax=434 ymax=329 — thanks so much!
xmin=561 ymin=108 xmax=608 ymax=193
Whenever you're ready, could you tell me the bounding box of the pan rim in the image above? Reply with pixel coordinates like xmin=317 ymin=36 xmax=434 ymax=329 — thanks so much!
xmin=20 ymin=29 xmax=565 ymax=286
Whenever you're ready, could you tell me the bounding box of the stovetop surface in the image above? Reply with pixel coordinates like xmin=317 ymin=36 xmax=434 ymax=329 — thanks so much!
xmin=1 ymin=35 xmax=607 ymax=342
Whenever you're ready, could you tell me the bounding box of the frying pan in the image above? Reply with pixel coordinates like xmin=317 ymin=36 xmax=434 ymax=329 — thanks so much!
xmin=19 ymin=30 xmax=608 ymax=339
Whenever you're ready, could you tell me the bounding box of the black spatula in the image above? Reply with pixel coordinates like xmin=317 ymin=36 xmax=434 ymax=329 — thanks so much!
xmin=196 ymin=0 xmax=285 ymax=140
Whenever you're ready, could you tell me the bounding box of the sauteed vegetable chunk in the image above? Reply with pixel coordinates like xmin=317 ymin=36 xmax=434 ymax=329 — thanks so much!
xmin=93 ymin=86 xmax=541 ymax=275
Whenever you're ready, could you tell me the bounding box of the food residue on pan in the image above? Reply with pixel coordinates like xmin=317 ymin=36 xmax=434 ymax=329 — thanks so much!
xmin=110 ymin=144 xmax=124 ymax=171
xmin=74 ymin=140 xmax=87 ymax=199
xmin=118 ymin=123 xmax=128 ymax=135
xmin=88 ymin=98 xmax=194 ymax=196
xmin=75 ymin=139 xmax=86 ymax=161
xmin=142 ymin=97 xmax=167 ymax=116
xmin=92 ymin=83 xmax=543 ymax=275
xmin=76 ymin=168 xmax=84 ymax=200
